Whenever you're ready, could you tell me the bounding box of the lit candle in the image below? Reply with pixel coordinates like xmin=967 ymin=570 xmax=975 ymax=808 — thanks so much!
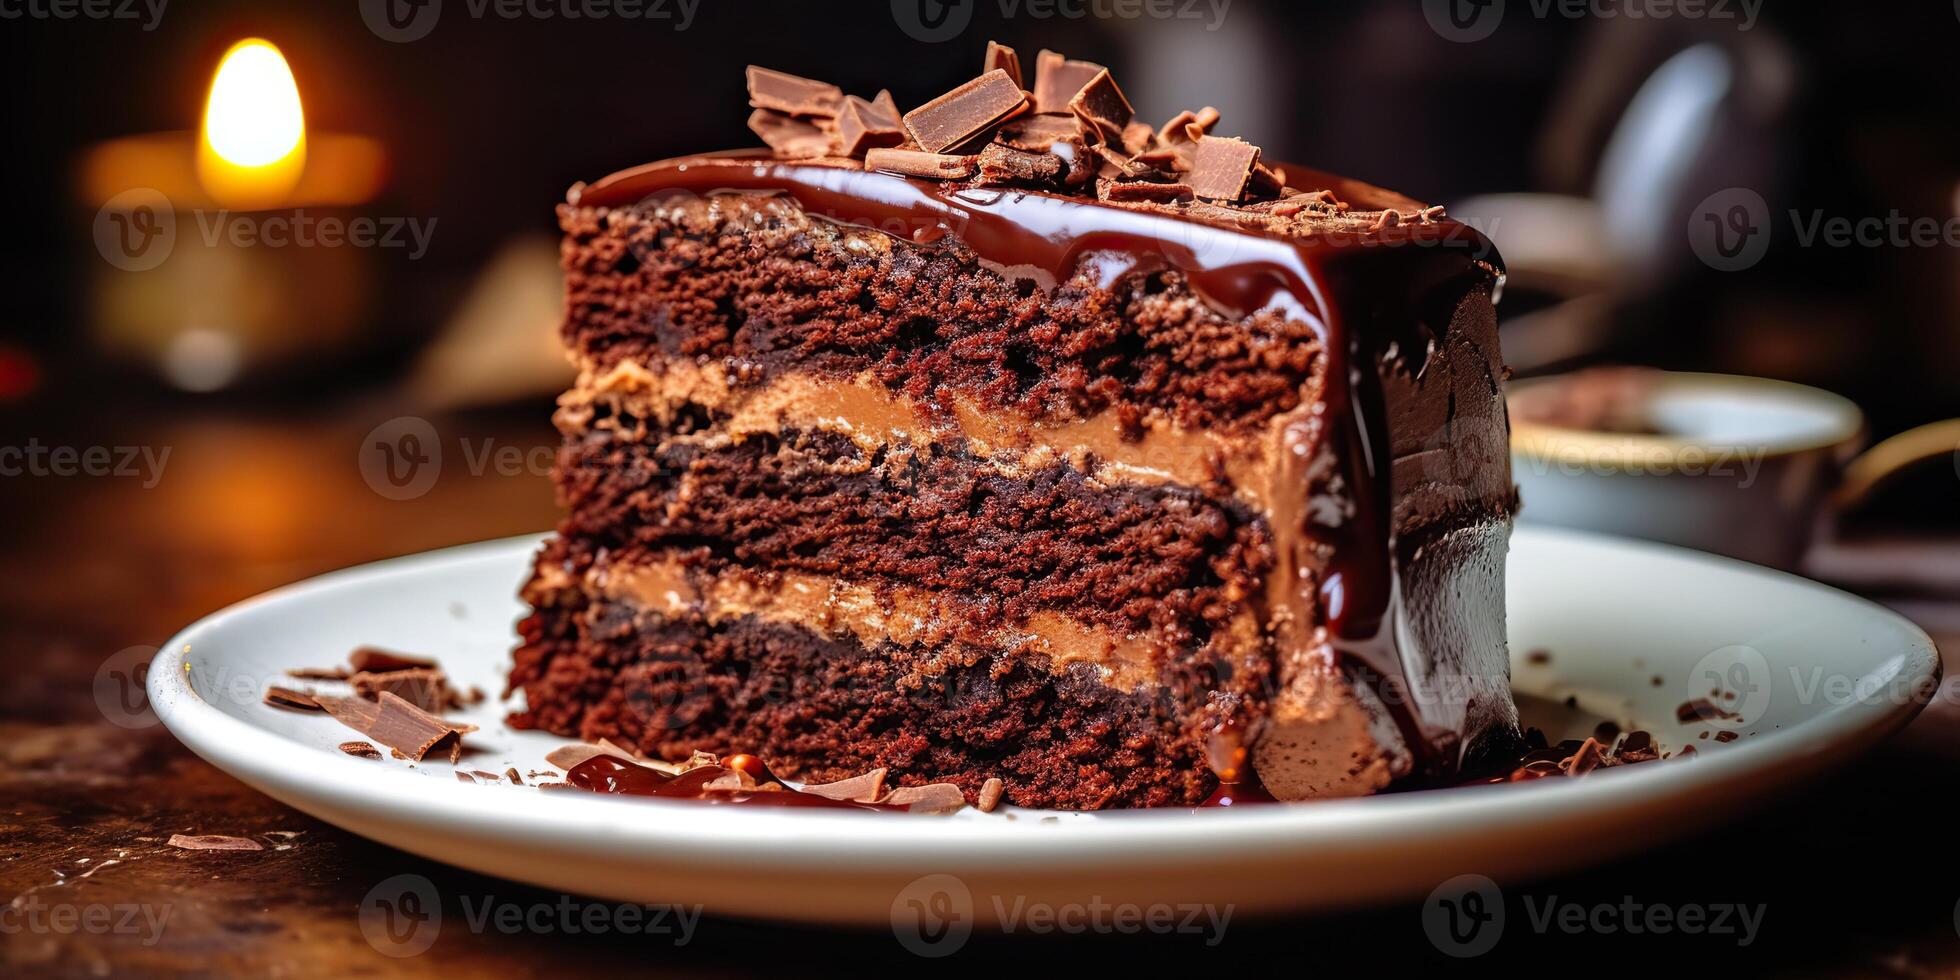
xmin=196 ymin=39 xmax=309 ymax=211
xmin=79 ymin=37 xmax=391 ymax=391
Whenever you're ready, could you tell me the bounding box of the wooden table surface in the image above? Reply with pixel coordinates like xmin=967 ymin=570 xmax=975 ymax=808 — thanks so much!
xmin=4 ymin=406 xmax=1957 ymax=977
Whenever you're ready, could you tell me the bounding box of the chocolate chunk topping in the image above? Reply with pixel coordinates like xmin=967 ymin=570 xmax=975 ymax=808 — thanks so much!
xmin=338 ymin=741 xmax=380 ymax=759
xmin=347 ymin=647 xmax=436 ymax=674
xmin=263 ymin=686 xmax=322 ymax=712
xmin=984 ymin=41 xmax=1023 ymax=89
xmin=736 ymin=42 xmax=1300 ymax=208
xmin=978 ymin=777 xmax=1005 ymax=813
xmin=831 ymin=95 xmax=905 ymax=158
xmin=747 ymin=109 xmax=831 ymax=159
xmin=745 ymin=66 xmax=843 ymax=117
xmin=977 ymin=142 xmax=1065 ymax=187
xmin=865 ymin=147 xmax=977 ymax=179
xmin=1188 ymin=136 xmax=1261 ymax=202
xmin=167 ymin=834 xmax=263 ymax=852
xmin=883 ymin=783 xmax=969 ymax=815
xmin=286 ymin=666 xmax=350 ymax=681
xmin=1032 ymin=49 xmax=1105 ymax=114
xmin=800 ymin=768 xmax=888 ymax=803
xmin=1066 ymin=69 xmax=1134 ymax=146
xmin=902 ymin=69 xmax=1028 ymax=154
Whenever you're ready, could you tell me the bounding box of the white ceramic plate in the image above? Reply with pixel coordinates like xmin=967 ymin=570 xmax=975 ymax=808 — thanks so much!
xmin=150 ymin=527 xmax=1938 ymax=926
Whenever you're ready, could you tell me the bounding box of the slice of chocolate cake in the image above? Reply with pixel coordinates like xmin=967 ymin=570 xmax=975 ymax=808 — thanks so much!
xmin=507 ymin=44 xmax=1520 ymax=809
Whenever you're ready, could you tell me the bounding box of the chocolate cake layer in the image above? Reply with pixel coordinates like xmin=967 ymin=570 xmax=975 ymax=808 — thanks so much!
xmin=513 ymin=151 xmax=1519 ymax=807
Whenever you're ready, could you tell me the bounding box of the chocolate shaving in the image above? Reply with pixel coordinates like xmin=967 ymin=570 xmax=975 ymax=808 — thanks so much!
xmin=977 ymin=143 xmax=1064 ymax=187
xmin=883 ymin=783 xmax=968 ymax=815
xmin=902 ymin=69 xmax=1028 ymax=154
xmin=286 ymin=667 xmax=350 ymax=681
xmin=978 ymin=777 xmax=1005 ymax=813
xmin=455 ymin=772 xmax=476 ymax=784
xmin=748 ymin=109 xmax=831 ymax=159
xmin=315 ymin=692 xmax=476 ymax=764
xmin=996 ymin=113 xmax=1081 ymax=152
xmin=1121 ymin=120 xmax=1156 ymax=156
xmin=338 ymin=741 xmax=380 ymax=759
xmin=1103 ymin=181 xmax=1194 ymax=203
xmin=1369 ymin=209 xmax=1402 ymax=232
xmin=1564 ymin=737 xmax=1606 ymax=776
xmin=831 ymin=95 xmax=905 ymax=158
xmin=167 ymin=834 xmax=263 ymax=852
xmin=800 ymin=768 xmax=888 ymax=804
xmin=745 ymin=66 xmax=843 ymax=117
xmin=505 ymin=767 xmax=524 ymax=785
xmin=263 ymin=686 xmax=322 ymax=712
xmin=348 ymin=647 xmax=436 ymax=674
xmin=471 ymin=769 xmax=504 ymax=782
xmin=866 ymin=147 xmax=977 ymax=179
xmin=349 ymin=668 xmax=451 ymax=714
xmin=1032 ymin=49 xmax=1105 ymax=114
xmin=1066 ymin=69 xmax=1134 ymax=146
xmin=1188 ymin=136 xmax=1260 ymax=202
xmin=984 ymin=41 xmax=1023 ymax=89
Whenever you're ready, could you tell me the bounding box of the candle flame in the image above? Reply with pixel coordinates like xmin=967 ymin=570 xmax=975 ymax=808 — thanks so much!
xmin=197 ymin=39 xmax=307 ymax=209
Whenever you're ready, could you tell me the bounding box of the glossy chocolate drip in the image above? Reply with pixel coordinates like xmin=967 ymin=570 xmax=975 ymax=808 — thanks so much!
xmin=573 ymin=156 xmax=1503 ymax=777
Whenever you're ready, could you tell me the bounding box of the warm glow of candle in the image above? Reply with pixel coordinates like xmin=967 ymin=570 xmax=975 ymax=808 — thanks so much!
xmin=196 ymin=39 xmax=308 ymax=210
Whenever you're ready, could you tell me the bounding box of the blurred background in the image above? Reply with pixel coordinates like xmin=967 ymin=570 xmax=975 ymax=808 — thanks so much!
xmin=3 ymin=0 xmax=1960 ymax=971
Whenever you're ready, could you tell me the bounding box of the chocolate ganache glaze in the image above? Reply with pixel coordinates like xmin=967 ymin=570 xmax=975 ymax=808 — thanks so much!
xmin=570 ymin=154 xmax=1514 ymax=786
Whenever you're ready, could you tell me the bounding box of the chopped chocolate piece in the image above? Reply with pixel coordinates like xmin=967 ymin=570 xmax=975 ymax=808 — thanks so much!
xmin=1131 ymin=147 xmax=1180 ymax=170
xmin=884 ymin=783 xmax=968 ymax=814
xmin=1416 ymin=205 xmax=1448 ymax=223
xmin=1714 ymin=730 xmax=1739 ymax=743
xmin=1188 ymin=136 xmax=1261 ymax=202
xmin=977 ymin=142 xmax=1065 ymax=187
xmin=455 ymin=771 xmax=477 ymax=784
xmin=800 ymin=768 xmax=888 ymax=803
xmin=1564 ymin=737 xmax=1605 ymax=776
xmin=872 ymin=89 xmax=901 ymax=121
xmin=1093 ymin=145 xmax=1167 ymax=182
xmin=348 ymin=647 xmax=436 ymax=674
xmin=1158 ymin=106 xmax=1220 ymax=147
xmin=745 ymin=66 xmax=843 ymax=117
xmin=748 ymin=109 xmax=831 ymax=159
xmin=505 ymin=767 xmax=524 ymax=785
xmin=286 ymin=667 xmax=350 ymax=681
xmin=1675 ymin=698 xmax=1738 ymax=723
xmin=166 ymin=834 xmax=263 ymax=852
xmin=1067 ymin=69 xmax=1134 ymax=146
xmin=544 ymin=743 xmax=634 ymax=770
xmin=338 ymin=741 xmax=380 ymax=759
xmin=263 ymin=686 xmax=322 ymax=712
xmin=316 ymin=692 xmax=476 ymax=764
xmin=902 ymin=69 xmax=1027 ymax=154
xmin=1032 ymin=49 xmax=1105 ymax=114
xmin=984 ymin=41 xmax=1023 ymax=89
xmin=831 ymin=95 xmax=906 ymax=158
xmin=1617 ymin=731 xmax=1661 ymax=763
xmin=996 ymin=112 xmax=1081 ymax=152
xmin=471 ymin=769 xmax=504 ymax=782
xmin=1248 ymin=162 xmax=1285 ymax=198
xmin=978 ymin=777 xmax=1005 ymax=813
xmin=349 ymin=668 xmax=451 ymax=714
xmin=1121 ymin=120 xmax=1156 ymax=156
xmin=537 ymin=782 xmax=575 ymax=791
xmin=865 ymin=147 xmax=977 ymax=179
xmin=1102 ymin=181 xmax=1194 ymax=203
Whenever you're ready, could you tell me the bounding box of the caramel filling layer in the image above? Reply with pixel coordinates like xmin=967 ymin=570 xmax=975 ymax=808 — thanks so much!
xmin=556 ymin=356 xmax=1302 ymax=513
xmin=575 ymin=557 xmax=1171 ymax=693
